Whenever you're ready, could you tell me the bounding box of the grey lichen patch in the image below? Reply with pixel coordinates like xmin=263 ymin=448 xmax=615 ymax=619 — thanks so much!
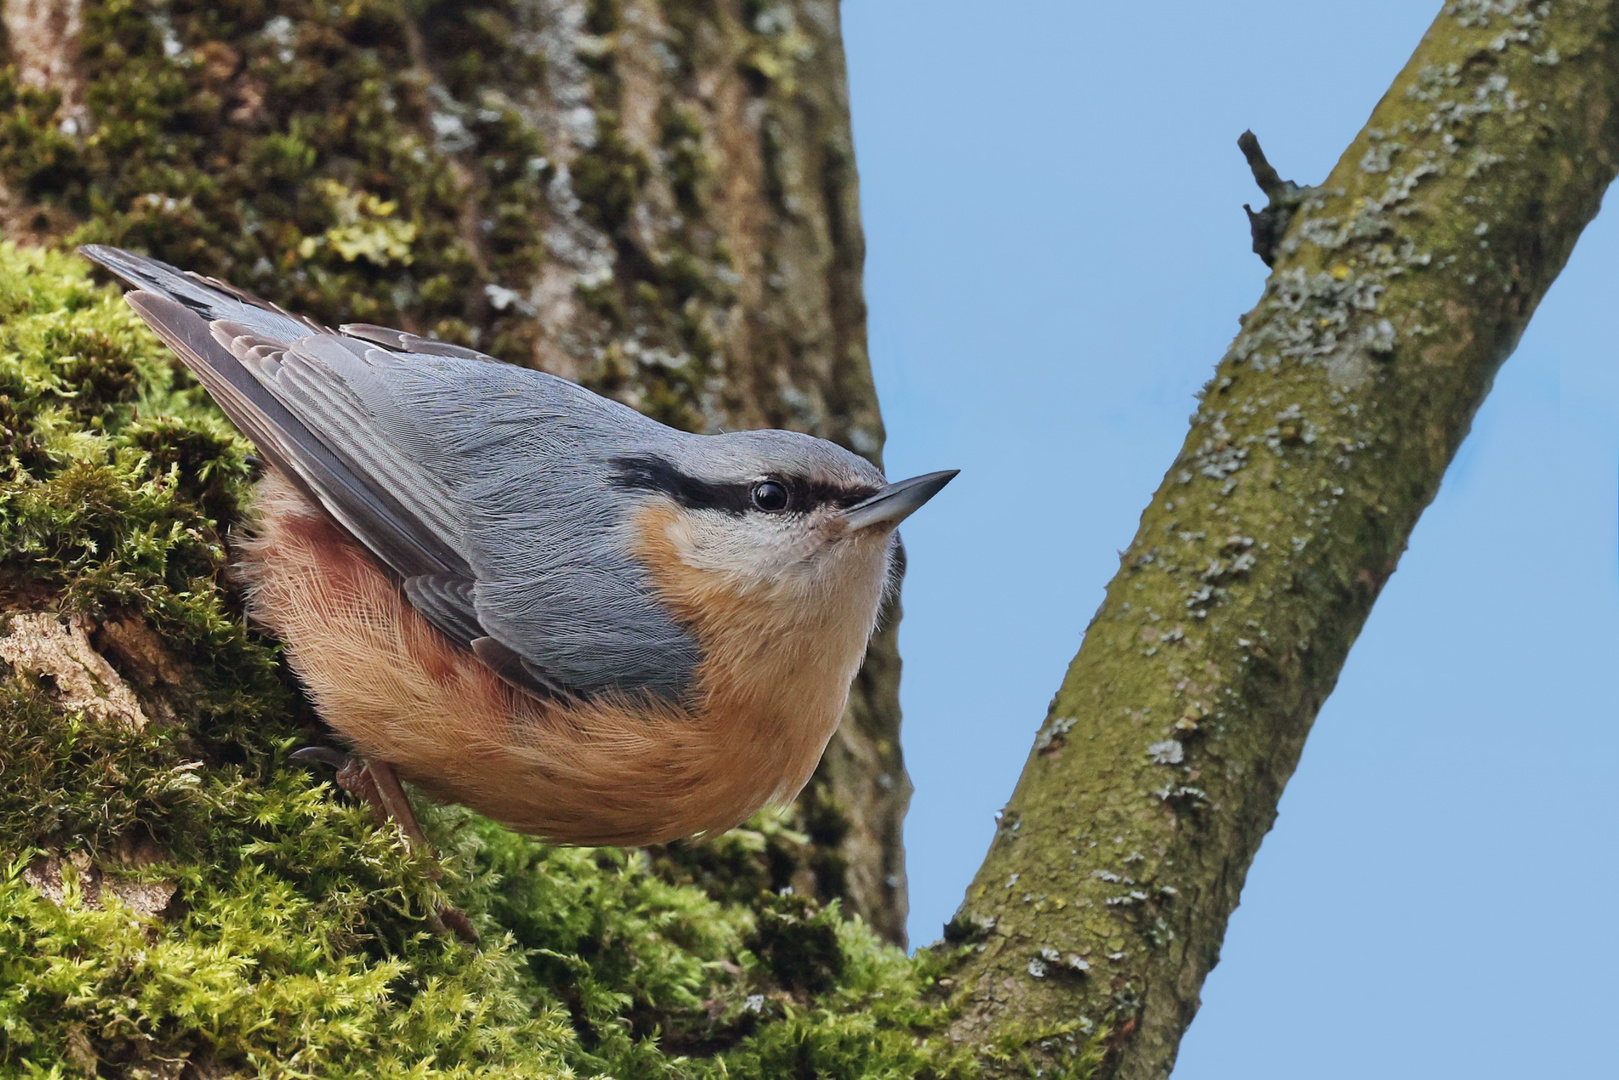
xmin=1033 ymin=714 xmax=1078 ymax=753
xmin=1447 ymin=0 xmax=1547 ymax=31
xmin=0 ymin=612 xmax=150 ymax=730
xmin=1146 ymin=739 xmax=1183 ymax=766
xmin=1358 ymin=132 xmax=1407 ymax=174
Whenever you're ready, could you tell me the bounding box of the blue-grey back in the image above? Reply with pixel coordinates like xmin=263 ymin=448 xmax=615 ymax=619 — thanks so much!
xmin=81 ymin=244 xmax=705 ymax=703
xmin=352 ymin=354 xmax=705 ymax=699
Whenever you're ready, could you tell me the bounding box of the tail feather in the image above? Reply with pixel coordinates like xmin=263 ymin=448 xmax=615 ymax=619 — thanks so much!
xmin=80 ymin=244 xmax=320 ymax=342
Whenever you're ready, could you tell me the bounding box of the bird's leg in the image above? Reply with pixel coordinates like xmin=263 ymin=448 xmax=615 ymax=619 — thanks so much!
xmin=349 ymin=758 xmax=432 ymax=851
xmin=291 ymin=748 xmax=429 ymax=846
xmin=290 ymin=747 xmax=390 ymax=828
xmin=331 ymin=752 xmax=387 ymax=825
xmin=289 ymin=747 xmax=478 ymax=943
xmin=337 ymin=757 xmax=479 ymax=942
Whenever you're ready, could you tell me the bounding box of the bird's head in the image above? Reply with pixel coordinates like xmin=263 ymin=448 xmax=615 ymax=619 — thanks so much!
xmin=608 ymin=430 xmax=955 ymax=639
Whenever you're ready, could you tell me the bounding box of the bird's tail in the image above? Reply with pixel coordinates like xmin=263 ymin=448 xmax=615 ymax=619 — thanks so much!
xmin=78 ymin=245 xmax=321 ymax=344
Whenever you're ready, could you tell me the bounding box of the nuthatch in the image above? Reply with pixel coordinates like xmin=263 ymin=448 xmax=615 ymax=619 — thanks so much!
xmin=82 ymin=246 xmax=955 ymax=851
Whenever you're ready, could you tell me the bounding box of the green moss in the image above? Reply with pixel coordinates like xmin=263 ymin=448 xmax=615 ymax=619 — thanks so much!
xmin=660 ymin=103 xmax=707 ymax=214
xmin=0 ymin=0 xmax=765 ymax=440
xmin=570 ymin=120 xmax=649 ymax=235
xmin=0 ymin=245 xmax=961 ymax=1076
xmin=0 ymin=1 xmax=551 ymax=358
xmin=749 ymin=891 xmax=845 ymax=997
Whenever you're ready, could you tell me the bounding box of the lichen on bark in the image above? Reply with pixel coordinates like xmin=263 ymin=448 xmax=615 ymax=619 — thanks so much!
xmin=938 ymin=4 xmax=1619 ymax=1076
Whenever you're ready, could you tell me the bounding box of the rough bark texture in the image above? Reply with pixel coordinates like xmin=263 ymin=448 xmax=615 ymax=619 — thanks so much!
xmin=6 ymin=2 xmax=1616 ymax=1077
xmin=939 ymin=3 xmax=1619 ymax=1076
xmin=0 ymin=0 xmax=908 ymax=942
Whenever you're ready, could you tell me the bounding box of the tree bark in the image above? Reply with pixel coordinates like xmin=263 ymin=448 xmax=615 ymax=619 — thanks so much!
xmin=0 ymin=0 xmax=909 ymax=942
xmin=5 ymin=2 xmax=1618 ymax=1076
xmin=939 ymin=3 xmax=1619 ymax=1075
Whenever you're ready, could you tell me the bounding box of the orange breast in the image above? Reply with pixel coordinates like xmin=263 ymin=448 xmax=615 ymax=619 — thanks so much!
xmin=237 ymin=473 xmax=858 ymax=846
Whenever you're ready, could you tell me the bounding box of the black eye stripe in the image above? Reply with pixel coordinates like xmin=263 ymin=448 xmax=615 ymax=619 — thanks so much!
xmin=609 ymin=455 xmax=879 ymax=515
xmin=791 ymin=477 xmax=882 ymax=510
xmin=609 ymin=455 xmax=752 ymax=513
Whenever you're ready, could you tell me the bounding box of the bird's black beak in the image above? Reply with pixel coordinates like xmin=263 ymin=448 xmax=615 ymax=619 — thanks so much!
xmin=840 ymin=470 xmax=958 ymax=532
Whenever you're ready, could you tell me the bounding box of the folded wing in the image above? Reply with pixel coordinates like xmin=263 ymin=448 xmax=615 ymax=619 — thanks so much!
xmin=78 ymin=245 xmax=670 ymax=701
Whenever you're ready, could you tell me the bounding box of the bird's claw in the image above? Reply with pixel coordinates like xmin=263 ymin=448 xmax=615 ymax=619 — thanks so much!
xmin=434 ymin=905 xmax=480 ymax=944
xmin=290 ymin=747 xmax=477 ymax=943
xmin=289 ymin=745 xmax=352 ymax=770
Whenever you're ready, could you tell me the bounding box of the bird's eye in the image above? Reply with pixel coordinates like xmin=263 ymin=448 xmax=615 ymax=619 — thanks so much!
xmin=751 ymin=480 xmax=790 ymax=513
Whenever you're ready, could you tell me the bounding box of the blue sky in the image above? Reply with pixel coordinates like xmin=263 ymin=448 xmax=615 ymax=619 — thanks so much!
xmin=841 ymin=2 xmax=1616 ymax=1075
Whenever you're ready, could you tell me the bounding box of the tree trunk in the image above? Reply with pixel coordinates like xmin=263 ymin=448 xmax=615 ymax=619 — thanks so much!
xmin=0 ymin=0 xmax=909 ymax=942
xmin=3 ymin=2 xmax=1617 ymax=1077
xmin=939 ymin=3 xmax=1619 ymax=1075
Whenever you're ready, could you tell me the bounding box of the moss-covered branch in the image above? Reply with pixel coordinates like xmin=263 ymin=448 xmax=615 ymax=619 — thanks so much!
xmin=937 ymin=3 xmax=1619 ymax=1075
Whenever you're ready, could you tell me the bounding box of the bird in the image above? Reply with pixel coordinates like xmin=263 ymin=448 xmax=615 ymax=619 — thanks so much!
xmin=81 ymin=245 xmax=956 ymax=856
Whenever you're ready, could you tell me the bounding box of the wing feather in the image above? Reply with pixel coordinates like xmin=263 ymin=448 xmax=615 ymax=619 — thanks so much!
xmin=339 ymin=323 xmax=500 ymax=363
xmin=82 ymin=245 xmax=701 ymax=703
xmin=221 ymin=330 xmax=467 ymax=546
xmin=401 ymin=574 xmax=484 ymax=647
xmin=124 ymin=293 xmax=461 ymax=581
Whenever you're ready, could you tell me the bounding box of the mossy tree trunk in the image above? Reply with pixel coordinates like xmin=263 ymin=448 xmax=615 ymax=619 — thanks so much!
xmin=0 ymin=0 xmax=910 ymax=942
xmin=938 ymin=3 xmax=1619 ymax=1076
xmin=3 ymin=2 xmax=1617 ymax=1078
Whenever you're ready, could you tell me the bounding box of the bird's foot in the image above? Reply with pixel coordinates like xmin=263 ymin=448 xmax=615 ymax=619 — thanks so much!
xmin=290 ymin=747 xmax=429 ymax=845
xmin=289 ymin=746 xmax=479 ymax=943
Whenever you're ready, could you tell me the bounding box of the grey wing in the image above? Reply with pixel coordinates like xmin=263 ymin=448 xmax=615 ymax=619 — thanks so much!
xmin=113 ymin=298 xmax=468 ymax=582
xmin=81 ymin=245 xmax=699 ymax=704
xmin=79 ymin=246 xmax=516 ymax=682
xmin=339 ymin=323 xmax=501 ymax=363
xmin=243 ymin=331 xmax=704 ymax=703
